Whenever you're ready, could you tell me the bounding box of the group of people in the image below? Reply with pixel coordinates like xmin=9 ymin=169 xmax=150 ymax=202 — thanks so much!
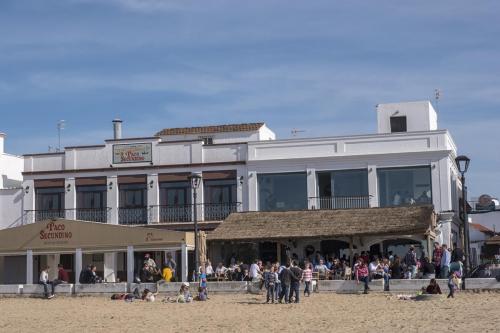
xmin=39 ymin=264 xmax=70 ymax=299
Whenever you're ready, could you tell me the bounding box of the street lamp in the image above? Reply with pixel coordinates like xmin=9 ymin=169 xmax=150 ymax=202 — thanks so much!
xmin=188 ymin=172 xmax=202 ymax=281
xmin=455 ymin=155 xmax=471 ymax=276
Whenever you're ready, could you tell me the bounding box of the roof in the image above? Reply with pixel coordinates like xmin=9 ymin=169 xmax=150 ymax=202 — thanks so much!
xmin=155 ymin=123 xmax=265 ymax=136
xmin=0 ymin=219 xmax=194 ymax=254
xmin=208 ymin=205 xmax=435 ymax=241
xmin=470 ymin=223 xmax=495 ymax=235
xmin=486 ymin=235 xmax=500 ymax=245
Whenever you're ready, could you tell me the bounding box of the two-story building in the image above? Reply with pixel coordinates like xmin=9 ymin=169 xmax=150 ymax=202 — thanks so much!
xmin=0 ymin=100 xmax=464 ymax=283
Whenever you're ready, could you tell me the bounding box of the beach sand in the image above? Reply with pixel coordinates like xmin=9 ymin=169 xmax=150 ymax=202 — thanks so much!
xmin=0 ymin=292 xmax=499 ymax=332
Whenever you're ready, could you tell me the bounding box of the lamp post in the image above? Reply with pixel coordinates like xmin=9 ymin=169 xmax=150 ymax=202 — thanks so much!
xmin=455 ymin=155 xmax=471 ymax=277
xmin=188 ymin=172 xmax=202 ymax=282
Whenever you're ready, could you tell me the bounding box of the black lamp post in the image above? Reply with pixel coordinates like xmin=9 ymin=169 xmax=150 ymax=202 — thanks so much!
xmin=455 ymin=155 xmax=471 ymax=276
xmin=188 ymin=172 xmax=202 ymax=281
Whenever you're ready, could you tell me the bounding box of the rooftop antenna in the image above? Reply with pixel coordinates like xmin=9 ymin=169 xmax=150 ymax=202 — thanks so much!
xmin=291 ymin=128 xmax=305 ymax=137
xmin=434 ymin=89 xmax=441 ymax=113
xmin=57 ymin=120 xmax=65 ymax=152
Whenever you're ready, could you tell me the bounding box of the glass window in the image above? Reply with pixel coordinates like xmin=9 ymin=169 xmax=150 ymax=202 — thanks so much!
xmin=76 ymin=185 xmax=107 ymax=209
xmin=318 ymin=169 xmax=368 ymax=197
xmin=258 ymin=173 xmax=307 ymax=211
xmin=159 ymin=181 xmax=190 ymax=206
xmin=36 ymin=187 xmax=65 ymax=211
xmin=119 ymin=183 xmax=147 ymax=208
xmin=377 ymin=166 xmax=432 ymax=207
xmin=204 ymin=179 xmax=236 ymax=204
xmin=390 ymin=116 xmax=407 ymax=133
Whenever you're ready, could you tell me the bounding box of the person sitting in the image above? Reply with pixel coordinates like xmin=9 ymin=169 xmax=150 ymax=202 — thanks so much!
xmin=54 ymin=264 xmax=69 ymax=284
xmin=162 ymin=266 xmax=173 ymax=282
xmin=422 ymin=257 xmax=436 ymax=279
xmin=314 ymin=259 xmax=331 ymax=279
xmin=425 ymin=278 xmax=442 ymax=294
xmin=39 ymin=266 xmax=55 ymax=299
xmin=240 ymin=269 xmax=251 ymax=281
xmin=144 ymin=253 xmax=157 ymax=270
xmin=79 ymin=265 xmax=99 ymax=284
xmin=215 ymin=262 xmax=227 ymax=280
xmin=195 ymin=286 xmax=207 ymax=301
xmin=369 ymin=258 xmax=383 ymax=279
xmin=179 ymin=282 xmax=193 ymax=303
xmin=205 ymin=260 xmax=214 ymax=277
xmin=140 ymin=263 xmax=154 ymax=282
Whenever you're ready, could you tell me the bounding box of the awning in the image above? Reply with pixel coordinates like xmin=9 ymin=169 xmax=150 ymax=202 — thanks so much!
xmin=208 ymin=205 xmax=435 ymax=241
xmin=0 ymin=219 xmax=195 ymax=255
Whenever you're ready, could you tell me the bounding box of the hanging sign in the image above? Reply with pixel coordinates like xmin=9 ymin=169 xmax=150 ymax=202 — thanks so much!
xmin=113 ymin=143 xmax=152 ymax=164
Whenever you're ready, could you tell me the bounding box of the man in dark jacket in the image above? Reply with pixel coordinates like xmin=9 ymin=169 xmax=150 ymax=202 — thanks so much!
xmin=289 ymin=261 xmax=303 ymax=303
xmin=278 ymin=263 xmax=292 ymax=304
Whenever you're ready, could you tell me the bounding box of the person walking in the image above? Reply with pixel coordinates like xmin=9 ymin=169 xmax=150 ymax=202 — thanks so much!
xmin=39 ymin=266 xmax=55 ymax=299
xmin=447 ymin=271 xmax=458 ymax=298
xmin=289 ymin=261 xmax=302 ymax=303
xmin=302 ymin=263 xmax=313 ymax=297
xmin=440 ymin=244 xmax=451 ymax=278
xmin=404 ymin=246 xmax=418 ymax=279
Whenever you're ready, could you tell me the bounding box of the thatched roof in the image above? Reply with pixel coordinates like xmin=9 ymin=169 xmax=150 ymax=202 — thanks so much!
xmin=208 ymin=205 xmax=435 ymax=241
xmin=486 ymin=235 xmax=500 ymax=245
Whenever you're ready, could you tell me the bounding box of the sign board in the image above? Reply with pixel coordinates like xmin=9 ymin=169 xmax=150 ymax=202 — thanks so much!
xmin=113 ymin=143 xmax=152 ymax=164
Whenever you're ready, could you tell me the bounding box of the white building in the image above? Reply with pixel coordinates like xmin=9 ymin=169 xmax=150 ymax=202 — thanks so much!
xmin=0 ymin=100 xmax=466 ymax=283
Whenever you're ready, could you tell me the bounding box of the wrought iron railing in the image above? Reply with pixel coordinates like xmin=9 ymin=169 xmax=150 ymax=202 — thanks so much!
xmin=118 ymin=207 xmax=148 ymax=225
xmin=23 ymin=208 xmax=112 ymax=224
xmin=149 ymin=202 xmax=241 ymax=223
xmin=309 ymin=196 xmax=371 ymax=210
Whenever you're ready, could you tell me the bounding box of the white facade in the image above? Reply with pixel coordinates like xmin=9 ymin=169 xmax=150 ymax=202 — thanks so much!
xmin=0 ymin=133 xmax=24 ymax=229
xmin=377 ymin=101 xmax=438 ymax=134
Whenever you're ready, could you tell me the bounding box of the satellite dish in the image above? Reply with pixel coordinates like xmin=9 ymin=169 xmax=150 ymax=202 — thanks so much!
xmin=476 ymin=194 xmax=495 ymax=211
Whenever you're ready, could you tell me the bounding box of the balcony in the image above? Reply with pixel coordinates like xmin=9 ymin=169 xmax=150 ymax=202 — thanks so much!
xmin=309 ymin=196 xmax=371 ymax=210
xmin=23 ymin=208 xmax=111 ymax=224
xmin=118 ymin=207 xmax=148 ymax=225
xmin=149 ymin=202 xmax=241 ymax=224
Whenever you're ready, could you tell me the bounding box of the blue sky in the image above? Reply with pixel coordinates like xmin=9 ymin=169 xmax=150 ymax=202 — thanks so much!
xmin=0 ymin=0 xmax=499 ymax=198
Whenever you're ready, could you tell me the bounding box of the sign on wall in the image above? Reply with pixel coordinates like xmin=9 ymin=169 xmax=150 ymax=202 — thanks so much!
xmin=113 ymin=143 xmax=152 ymax=164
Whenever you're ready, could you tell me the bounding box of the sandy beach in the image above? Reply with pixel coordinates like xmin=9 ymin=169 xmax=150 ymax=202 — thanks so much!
xmin=0 ymin=292 xmax=499 ymax=333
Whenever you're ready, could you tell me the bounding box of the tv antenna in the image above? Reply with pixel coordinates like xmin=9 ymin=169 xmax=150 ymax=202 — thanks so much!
xmin=57 ymin=120 xmax=65 ymax=152
xmin=434 ymin=89 xmax=442 ymax=113
xmin=291 ymin=128 xmax=305 ymax=137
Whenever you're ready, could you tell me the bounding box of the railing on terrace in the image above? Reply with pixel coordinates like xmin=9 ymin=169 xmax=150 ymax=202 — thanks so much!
xmin=118 ymin=207 xmax=148 ymax=225
xmin=149 ymin=202 xmax=241 ymax=223
xmin=23 ymin=208 xmax=112 ymax=224
xmin=309 ymin=196 xmax=371 ymax=210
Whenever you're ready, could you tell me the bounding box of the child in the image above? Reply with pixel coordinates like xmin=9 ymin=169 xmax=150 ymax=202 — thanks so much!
xmin=302 ymin=263 xmax=313 ymax=297
xmin=141 ymin=288 xmax=158 ymax=302
xmin=195 ymin=286 xmax=207 ymax=301
xmin=199 ymin=265 xmax=209 ymax=298
xmin=447 ymin=272 xmax=458 ymax=298
xmin=265 ymin=266 xmax=277 ymax=303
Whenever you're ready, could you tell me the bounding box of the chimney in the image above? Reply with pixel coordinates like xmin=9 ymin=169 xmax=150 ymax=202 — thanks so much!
xmin=112 ymin=119 xmax=122 ymax=140
xmin=0 ymin=133 xmax=5 ymax=155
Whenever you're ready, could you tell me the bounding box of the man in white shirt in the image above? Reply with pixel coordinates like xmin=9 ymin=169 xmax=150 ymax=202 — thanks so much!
xmin=249 ymin=259 xmax=262 ymax=281
xmin=39 ymin=266 xmax=55 ymax=299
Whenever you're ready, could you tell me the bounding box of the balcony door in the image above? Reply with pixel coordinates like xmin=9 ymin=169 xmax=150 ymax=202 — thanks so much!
xmin=76 ymin=185 xmax=107 ymax=222
xmin=316 ymin=169 xmax=369 ymax=209
xmin=119 ymin=183 xmax=147 ymax=224
xmin=203 ymin=179 xmax=237 ymax=220
xmin=159 ymin=182 xmax=191 ymax=222
xmin=35 ymin=187 xmax=65 ymax=221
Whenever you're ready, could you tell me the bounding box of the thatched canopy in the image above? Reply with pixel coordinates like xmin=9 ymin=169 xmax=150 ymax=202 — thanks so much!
xmin=486 ymin=235 xmax=500 ymax=245
xmin=208 ymin=205 xmax=435 ymax=241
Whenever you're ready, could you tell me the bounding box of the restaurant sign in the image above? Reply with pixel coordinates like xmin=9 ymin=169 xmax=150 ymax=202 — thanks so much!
xmin=113 ymin=143 xmax=152 ymax=164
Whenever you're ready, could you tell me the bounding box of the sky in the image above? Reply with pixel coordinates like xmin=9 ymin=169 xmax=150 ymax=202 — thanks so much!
xmin=0 ymin=0 xmax=499 ymax=198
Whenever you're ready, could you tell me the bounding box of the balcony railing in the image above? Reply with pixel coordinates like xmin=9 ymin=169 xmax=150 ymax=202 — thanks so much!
xmin=23 ymin=208 xmax=112 ymax=224
xmin=309 ymin=196 xmax=371 ymax=210
xmin=149 ymin=202 xmax=241 ymax=224
xmin=118 ymin=207 xmax=148 ymax=225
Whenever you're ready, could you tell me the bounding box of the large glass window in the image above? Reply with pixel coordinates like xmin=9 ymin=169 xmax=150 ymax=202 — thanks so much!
xmin=204 ymin=179 xmax=236 ymax=204
xmin=317 ymin=169 xmax=368 ymax=197
xmin=77 ymin=185 xmax=107 ymax=209
xmin=119 ymin=183 xmax=147 ymax=208
xmin=36 ymin=187 xmax=65 ymax=211
xmin=160 ymin=182 xmax=190 ymax=206
xmin=258 ymin=173 xmax=307 ymax=211
xmin=378 ymin=166 xmax=432 ymax=207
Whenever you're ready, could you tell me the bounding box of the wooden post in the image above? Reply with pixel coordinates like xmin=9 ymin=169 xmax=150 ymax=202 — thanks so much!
xmin=349 ymin=236 xmax=354 ymax=267
xmin=277 ymin=242 xmax=281 ymax=263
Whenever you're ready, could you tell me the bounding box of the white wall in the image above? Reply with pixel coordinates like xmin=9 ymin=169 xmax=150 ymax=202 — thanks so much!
xmin=0 ymin=188 xmax=24 ymax=229
xmin=0 ymin=154 xmax=23 ymax=188
xmin=377 ymin=101 xmax=438 ymax=134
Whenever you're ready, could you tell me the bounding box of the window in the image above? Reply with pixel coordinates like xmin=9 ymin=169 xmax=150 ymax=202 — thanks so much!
xmin=377 ymin=166 xmax=432 ymax=207
xmin=36 ymin=187 xmax=65 ymax=211
xmin=317 ymin=169 xmax=368 ymax=197
xmin=258 ymin=173 xmax=307 ymax=211
xmin=204 ymin=179 xmax=236 ymax=204
xmin=199 ymin=136 xmax=214 ymax=145
xmin=76 ymin=185 xmax=107 ymax=209
xmin=390 ymin=116 xmax=407 ymax=133
xmin=159 ymin=182 xmax=190 ymax=206
xmin=119 ymin=183 xmax=147 ymax=208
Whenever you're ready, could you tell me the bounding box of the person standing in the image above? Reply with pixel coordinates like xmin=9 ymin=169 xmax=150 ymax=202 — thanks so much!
xmin=356 ymin=260 xmax=370 ymax=294
xmin=278 ymin=263 xmax=292 ymax=304
xmin=302 ymin=263 xmax=313 ymax=297
xmin=403 ymin=246 xmax=418 ymax=279
xmin=440 ymin=244 xmax=451 ymax=278
xmin=432 ymin=242 xmax=443 ymax=278
xmin=39 ymin=266 xmax=55 ymax=299
xmin=289 ymin=261 xmax=302 ymax=303
xmin=265 ymin=266 xmax=277 ymax=303
xmin=165 ymin=252 xmax=177 ymax=275
xmin=447 ymin=272 xmax=458 ymax=298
